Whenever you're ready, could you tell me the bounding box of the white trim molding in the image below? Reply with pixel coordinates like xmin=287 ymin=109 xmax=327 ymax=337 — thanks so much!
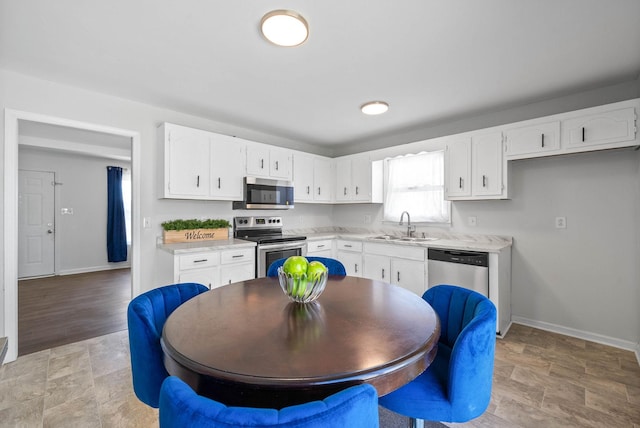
xmin=512 ymin=316 xmax=640 ymax=359
xmin=3 ymin=109 xmax=142 ymax=363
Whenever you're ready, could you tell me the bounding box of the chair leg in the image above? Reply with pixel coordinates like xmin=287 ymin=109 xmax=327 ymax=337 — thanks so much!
xmin=409 ymin=417 xmax=425 ymax=428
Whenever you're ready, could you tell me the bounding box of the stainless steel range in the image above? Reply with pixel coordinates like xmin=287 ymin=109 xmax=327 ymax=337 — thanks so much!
xmin=234 ymin=216 xmax=307 ymax=278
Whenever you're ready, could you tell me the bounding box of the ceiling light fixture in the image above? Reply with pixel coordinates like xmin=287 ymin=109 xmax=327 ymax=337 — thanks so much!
xmin=361 ymin=101 xmax=389 ymax=115
xmin=260 ymin=10 xmax=309 ymax=47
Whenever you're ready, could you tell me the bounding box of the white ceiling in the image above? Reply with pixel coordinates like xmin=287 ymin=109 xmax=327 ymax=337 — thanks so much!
xmin=2 ymin=1 xmax=640 ymax=151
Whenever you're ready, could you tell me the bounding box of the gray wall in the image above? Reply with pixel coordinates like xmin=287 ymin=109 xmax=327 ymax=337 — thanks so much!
xmin=1 ymin=68 xmax=639 ymax=349
xmin=19 ymin=145 xmax=131 ymax=274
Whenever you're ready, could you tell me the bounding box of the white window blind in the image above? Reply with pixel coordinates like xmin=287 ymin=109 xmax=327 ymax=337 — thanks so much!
xmin=383 ymin=151 xmax=450 ymax=223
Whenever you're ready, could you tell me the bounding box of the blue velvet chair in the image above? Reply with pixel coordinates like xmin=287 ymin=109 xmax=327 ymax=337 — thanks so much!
xmin=127 ymin=282 xmax=209 ymax=408
xmin=267 ymin=257 xmax=347 ymax=277
xmin=378 ymin=284 xmax=497 ymax=424
xmin=159 ymin=376 xmax=379 ymax=428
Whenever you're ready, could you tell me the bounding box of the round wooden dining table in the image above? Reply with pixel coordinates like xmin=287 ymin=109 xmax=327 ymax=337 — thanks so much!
xmin=161 ymin=275 xmax=440 ymax=408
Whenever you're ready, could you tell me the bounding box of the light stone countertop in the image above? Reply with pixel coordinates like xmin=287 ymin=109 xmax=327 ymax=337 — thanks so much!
xmin=157 ymin=238 xmax=256 ymax=255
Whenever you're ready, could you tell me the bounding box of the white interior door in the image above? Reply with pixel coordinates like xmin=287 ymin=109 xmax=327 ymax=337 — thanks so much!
xmin=18 ymin=170 xmax=55 ymax=278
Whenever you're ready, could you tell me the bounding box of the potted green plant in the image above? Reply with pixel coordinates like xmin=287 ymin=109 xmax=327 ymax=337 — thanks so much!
xmin=161 ymin=218 xmax=231 ymax=243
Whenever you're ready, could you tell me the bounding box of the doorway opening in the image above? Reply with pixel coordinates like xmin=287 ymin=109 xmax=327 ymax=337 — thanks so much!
xmin=3 ymin=109 xmax=141 ymax=362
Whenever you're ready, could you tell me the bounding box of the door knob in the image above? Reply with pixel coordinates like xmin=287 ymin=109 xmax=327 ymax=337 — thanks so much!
xmin=47 ymin=229 xmax=54 ymax=234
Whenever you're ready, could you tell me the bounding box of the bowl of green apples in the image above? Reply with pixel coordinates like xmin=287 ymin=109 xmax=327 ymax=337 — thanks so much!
xmin=277 ymin=256 xmax=328 ymax=303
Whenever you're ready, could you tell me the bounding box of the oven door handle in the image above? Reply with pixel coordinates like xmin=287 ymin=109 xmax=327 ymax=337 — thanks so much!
xmin=258 ymin=241 xmax=307 ymax=251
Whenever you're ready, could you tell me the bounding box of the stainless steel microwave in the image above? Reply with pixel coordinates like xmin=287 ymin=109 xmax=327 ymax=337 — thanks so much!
xmin=232 ymin=177 xmax=294 ymax=210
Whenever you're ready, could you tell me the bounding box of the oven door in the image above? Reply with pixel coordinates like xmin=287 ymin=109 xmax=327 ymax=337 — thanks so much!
xmin=257 ymin=241 xmax=307 ymax=278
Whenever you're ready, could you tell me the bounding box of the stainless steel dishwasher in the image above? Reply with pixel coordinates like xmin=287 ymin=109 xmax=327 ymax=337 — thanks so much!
xmin=427 ymin=248 xmax=489 ymax=297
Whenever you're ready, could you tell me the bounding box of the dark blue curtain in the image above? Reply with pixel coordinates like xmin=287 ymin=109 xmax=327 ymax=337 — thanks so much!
xmin=107 ymin=166 xmax=127 ymax=262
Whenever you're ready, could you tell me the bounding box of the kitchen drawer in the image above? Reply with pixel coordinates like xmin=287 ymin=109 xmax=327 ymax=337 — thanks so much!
xmin=336 ymin=240 xmax=362 ymax=252
xmin=179 ymin=252 xmax=220 ymax=270
xmin=308 ymin=239 xmax=332 ymax=253
xmin=221 ymin=247 xmax=254 ymax=264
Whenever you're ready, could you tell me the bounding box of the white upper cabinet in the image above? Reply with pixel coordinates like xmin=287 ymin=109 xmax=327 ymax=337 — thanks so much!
xmin=505 ymin=120 xmax=561 ymax=159
xmin=445 ymin=131 xmax=507 ymax=200
xmin=210 ymin=134 xmax=245 ymax=200
xmin=159 ymin=123 xmax=211 ymax=199
xmin=159 ymin=123 xmax=246 ymax=200
xmin=562 ymin=106 xmax=637 ymax=150
xmin=445 ymin=137 xmax=472 ymax=198
xmin=293 ymin=154 xmax=333 ymax=203
xmin=472 ymin=131 xmax=504 ymax=197
xmin=246 ymin=143 xmax=292 ymax=180
xmin=334 ymin=154 xmax=382 ymax=203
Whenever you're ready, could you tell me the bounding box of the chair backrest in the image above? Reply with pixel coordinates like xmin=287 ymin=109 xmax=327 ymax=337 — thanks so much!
xmin=127 ymin=282 xmax=208 ymax=408
xmin=423 ymin=284 xmax=496 ymax=419
xmin=159 ymin=376 xmax=379 ymax=428
xmin=266 ymin=257 xmax=347 ymax=277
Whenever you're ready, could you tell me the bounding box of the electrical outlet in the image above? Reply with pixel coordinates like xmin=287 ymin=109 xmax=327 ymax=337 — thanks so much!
xmin=364 ymin=215 xmax=371 ymax=224
xmin=468 ymin=216 xmax=477 ymax=227
xmin=143 ymin=217 xmax=151 ymax=229
xmin=555 ymin=216 xmax=567 ymax=229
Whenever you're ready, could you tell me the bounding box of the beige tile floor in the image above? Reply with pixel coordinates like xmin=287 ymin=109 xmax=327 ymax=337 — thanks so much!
xmin=0 ymin=324 xmax=638 ymax=427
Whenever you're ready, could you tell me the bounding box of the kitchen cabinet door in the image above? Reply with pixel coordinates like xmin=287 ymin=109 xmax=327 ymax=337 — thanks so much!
xmin=210 ymin=136 xmax=245 ymax=200
xmin=363 ymin=254 xmax=391 ymax=282
xmin=337 ymin=251 xmax=362 ymax=277
xmin=334 ymin=158 xmax=352 ymax=202
xmin=445 ymin=137 xmax=472 ymax=198
xmin=351 ymin=156 xmax=372 ymax=201
xmin=562 ymin=106 xmax=637 ymax=149
xmin=163 ymin=124 xmax=211 ymax=198
xmin=313 ymin=157 xmax=333 ymax=202
xmin=392 ymin=259 xmax=425 ymax=296
xmin=179 ymin=267 xmax=220 ymax=290
xmin=505 ymin=120 xmax=561 ymax=159
xmin=246 ymin=144 xmax=270 ymax=177
xmin=220 ymin=262 xmax=254 ymax=286
xmin=293 ymin=154 xmax=314 ymax=202
xmin=471 ymin=132 xmax=503 ymax=197
xmin=269 ymin=148 xmax=292 ymax=180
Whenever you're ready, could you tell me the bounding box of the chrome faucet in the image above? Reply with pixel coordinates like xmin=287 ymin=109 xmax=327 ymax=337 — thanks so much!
xmin=399 ymin=211 xmax=416 ymax=237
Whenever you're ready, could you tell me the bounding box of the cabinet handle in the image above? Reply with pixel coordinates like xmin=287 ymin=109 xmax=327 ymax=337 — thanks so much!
xmin=381 ymin=268 xmax=385 ymax=279
xmin=343 ymin=187 xmax=347 ymax=196
xmin=275 ymin=160 xmax=279 ymax=170
xmin=344 ymin=244 xmax=353 ymax=248
xmin=582 ymin=127 xmax=585 ymax=142
xmin=228 ymin=279 xmax=232 ymax=284
xmin=355 ymin=264 xmax=358 ymax=273
xmin=197 ymin=175 xmax=200 ymax=187
xmin=459 ymin=177 xmax=463 ymax=189
xmin=261 ymin=159 xmax=264 ymax=169
xmin=218 ymin=177 xmax=221 ymax=189
xmin=232 ymin=254 xmax=244 ymax=258
xmin=317 ymin=187 xmax=321 ymax=195
xmin=541 ymin=133 xmax=545 ymax=148
xmin=306 ymin=185 xmax=310 ymax=194
xmin=482 ymin=175 xmax=487 ymax=187
xmin=193 ymin=259 xmax=208 ymax=263
xmin=317 ymin=244 xmax=325 ymax=248
xmin=397 ymin=271 xmax=400 ymax=282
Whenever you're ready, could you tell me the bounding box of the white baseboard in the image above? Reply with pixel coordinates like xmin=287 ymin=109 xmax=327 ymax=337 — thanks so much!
xmin=511 ymin=316 xmax=639 ymax=361
xmin=57 ymin=264 xmax=130 ymax=276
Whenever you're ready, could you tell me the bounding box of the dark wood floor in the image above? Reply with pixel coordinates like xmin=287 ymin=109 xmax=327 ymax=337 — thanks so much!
xmin=18 ymin=268 xmax=131 ymax=356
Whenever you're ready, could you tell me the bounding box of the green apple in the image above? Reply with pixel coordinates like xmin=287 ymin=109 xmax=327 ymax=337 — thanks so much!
xmin=283 ymin=256 xmax=308 ymax=276
xmin=306 ymin=261 xmax=328 ymax=282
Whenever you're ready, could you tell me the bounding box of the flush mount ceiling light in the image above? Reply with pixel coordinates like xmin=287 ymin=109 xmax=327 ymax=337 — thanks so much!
xmin=361 ymin=101 xmax=389 ymax=115
xmin=260 ymin=10 xmax=309 ymax=47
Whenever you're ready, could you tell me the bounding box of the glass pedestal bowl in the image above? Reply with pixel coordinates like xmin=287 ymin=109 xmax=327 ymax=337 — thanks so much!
xmin=277 ymin=267 xmax=328 ymax=303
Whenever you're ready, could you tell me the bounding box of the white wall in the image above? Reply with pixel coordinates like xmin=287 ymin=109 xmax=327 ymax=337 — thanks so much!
xmin=334 ymin=148 xmax=640 ymax=346
xmin=19 ymin=146 xmax=131 ymax=274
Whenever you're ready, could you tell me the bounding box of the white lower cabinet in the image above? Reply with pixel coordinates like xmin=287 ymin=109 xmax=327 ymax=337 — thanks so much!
xmin=158 ymin=246 xmax=255 ymax=290
xmin=306 ymin=239 xmax=333 ymax=257
xmin=363 ymin=243 xmax=426 ymax=296
xmin=336 ymin=240 xmax=363 ymax=277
